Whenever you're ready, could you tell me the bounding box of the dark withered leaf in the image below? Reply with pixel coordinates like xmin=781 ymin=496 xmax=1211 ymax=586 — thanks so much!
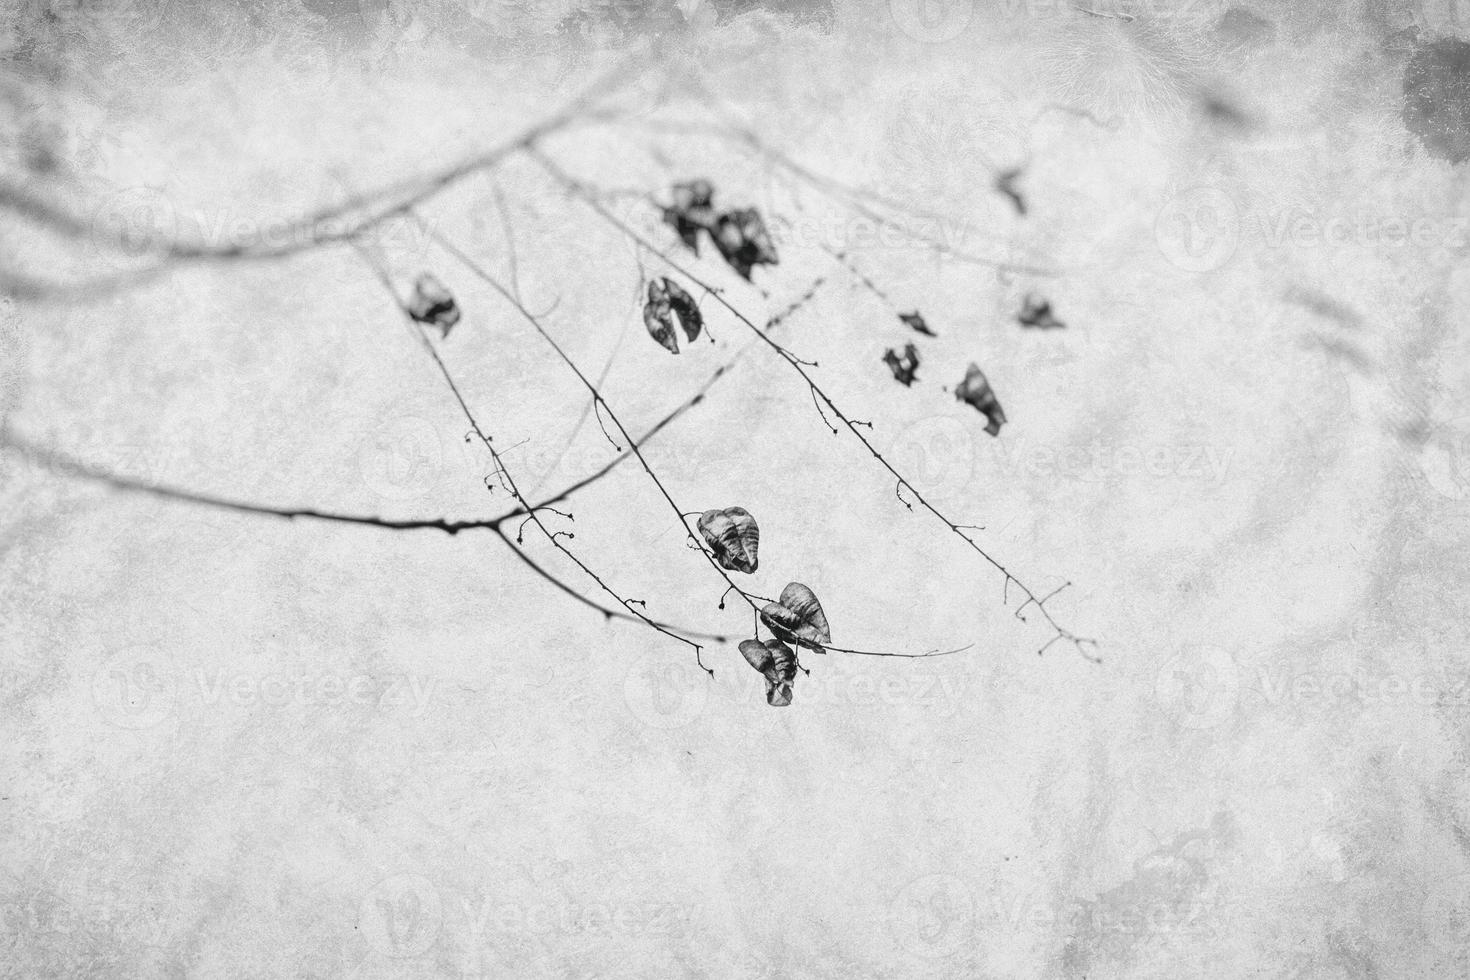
xmin=696 ymin=506 xmax=759 ymax=573
xmin=407 ymin=273 xmax=461 ymax=338
xmin=1017 ymin=293 xmax=1065 ymax=330
xmin=738 ymin=637 xmax=798 ymax=707
xmin=712 ymin=207 xmax=779 ymax=280
xmin=759 ymin=582 xmax=831 ymax=653
xmin=898 ymin=311 xmax=936 ymax=336
xmin=955 ymin=363 xmax=1006 ymax=437
xmin=663 ymin=179 xmax=716 ymax=254
xmin=643 ymin=278 xmax=679 ymax=354
xmin=882 ymin=343 xmax=920 ymax=386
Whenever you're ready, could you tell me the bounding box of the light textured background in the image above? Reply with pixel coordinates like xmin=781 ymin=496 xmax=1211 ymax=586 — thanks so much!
xmin=3 ymin=0 xmax=1470 ymax=977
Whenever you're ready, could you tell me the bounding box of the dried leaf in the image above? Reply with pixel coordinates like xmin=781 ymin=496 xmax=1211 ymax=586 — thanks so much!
xmin=898 ymin=311 xmax=936 ymax=336
xmin=643 ymin=278 xmax=680 ymax=354
xmin=663 ymin=179 xmax=716 ymax=254
xmin=759 ymin=581 xmax=831 ymax=652
xmin=1018 ymin=293 xmax=1065 ymax=330
xmin=738 ymin=637 xmax=798 ymax=707
xmin=697 ymin=506 xmax=759 ymax=573
xmin=407 ymin=273 xmax=461 ymax=338
xmin=882 ymin=343 xmax=920 ymax=386
xmin=711 ymin=208 xmax=779 ymax=280
xmin=662 ymin=277 xmax=703 ymax=343
xmin=955 ymin=363 xmax=1006 ymax=437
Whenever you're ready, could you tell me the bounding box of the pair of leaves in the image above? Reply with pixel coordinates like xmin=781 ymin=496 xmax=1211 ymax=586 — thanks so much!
xmin=408 ymin=273 xmax=460 ymax=338
xmin=955 ymin=363 xmax=1006 ymax=437
xmin=696 ymin=506 xmax=759 ymax=573
xmin=663 ymin=180 xmax=779 ymax=281
xmin=1018 ymin=293 xmax=1065 ymax=330
xmin=759 ymin=582 xmax=832 ymax=653
xmin=643 ymin=277 xmax=703 ymax=354
xmin=882 ymin=342 xmax=920 ymax=386
xmin=739 ymin=637 xmax=798 ymax=707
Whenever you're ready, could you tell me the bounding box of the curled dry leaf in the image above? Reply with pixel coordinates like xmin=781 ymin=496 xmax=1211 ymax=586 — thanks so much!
xmin=739 ymin=637 xmax=798 ymax=707
xmin=407 ymin=273 xmax=461 ymax=338
xmin=759 ymin=581 xmax=832 ymax=652
xmin=898 ymin=311 xmax=936 ymax=336
xmin=882 ymin=343 xmax=920 ymax=386
xmin=712 ymin=207 xmax=779 ymax=280
xmin=644 ymin=277 xmax=702 ymax=353
xmin=955 ymin=362 xmax=1006 ymax=437
xmin=1018 ymin=293 xmax=1065 ymax=330
xmin=663 ymin=179 xmax=715 ymax=254
xmin=696 ymin=506 xmax=759 ymax=573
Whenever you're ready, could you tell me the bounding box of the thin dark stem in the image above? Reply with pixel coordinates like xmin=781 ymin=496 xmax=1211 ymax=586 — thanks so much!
xmin=528 ymin=147 xmax=1098 ymax=664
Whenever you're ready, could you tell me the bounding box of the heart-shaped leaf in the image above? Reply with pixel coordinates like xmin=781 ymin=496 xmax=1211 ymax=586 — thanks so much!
xmin=738 ymin=637 xmax=798 ymax=707
xmin=759 ymin=581 xmax=831 ymax=652
xmin=697 ymin=506 xmax=759 ymax=573
xmin=955 ymin=363 xmax=1006 ymax=437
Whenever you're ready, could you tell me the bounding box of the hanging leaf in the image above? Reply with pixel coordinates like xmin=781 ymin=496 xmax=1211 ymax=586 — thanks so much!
xmin=738 ymin=637 xmax=798 ymax=707
xmin=759 ymin=582 xmax=832 ymax=652
xmin=697 ymin=506 xmax=759 ymax=573
xmin=662 ymin=277 xmax=703 ymax=343
xmin=898 ymin=311 xmax=936 ymax=336
xmin=643 ymin=278 xmax=680 ymax=354
xmin=407 ymin=273 xmax=461 ymax=338
xmin=1018 ymin=293 xmax=1065 ymax=330
xmin=711 ymin=207 xmax=779 ymax=280
xmin=882 ymin=343 xmax=920 ymax=386
xmin=955 ymin=363 xmax=1006 ymax=437
xmin=663 ymin=179 xmax=716 ymax=254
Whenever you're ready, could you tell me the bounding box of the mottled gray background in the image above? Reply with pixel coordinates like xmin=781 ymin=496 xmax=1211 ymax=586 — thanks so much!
xmin=3 ymin=0 xmax=1470 ymax=976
